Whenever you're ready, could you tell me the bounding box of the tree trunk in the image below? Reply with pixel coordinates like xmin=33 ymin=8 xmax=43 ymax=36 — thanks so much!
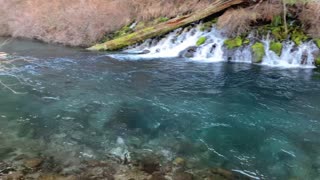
xmin=88 ymin=0 xmax=244 ymax=51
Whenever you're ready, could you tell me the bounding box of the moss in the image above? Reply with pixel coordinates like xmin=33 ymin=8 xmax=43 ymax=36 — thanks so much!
xmin=291 ymin=28 xmax=308 ymax=46
xmin=251 ymin=42 xmax=265 ymax=63
xmin=270 ymin=41 xmax=283 ymax=56
xmin=316 ymin=57 xmax=320 ymax=67
xmin=271 ymin=15 xmax=282 ymax=27
xmin=135 ymin=22 xmax=146 ymax=30
xmin=271 ymin=26 xmax=288 ymax=41
xmin=196 ymin=37 xmax=207 ymax=46
xmin=243 ymin=38 xmax=250 ymax=45
xmin=114 ymin=25 xmax=133 ymax=38
xmin=224 ymin=36 xmax=243 ymax=49
xmin=315 ymin=39 xmax=320 ymax=49
xmin=157 ymin=17 xmax=170 ymax=23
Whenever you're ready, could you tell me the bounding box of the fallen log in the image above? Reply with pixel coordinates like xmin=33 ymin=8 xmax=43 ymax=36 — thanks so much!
xmin=88 ymin=0 xmax=244 ymax=51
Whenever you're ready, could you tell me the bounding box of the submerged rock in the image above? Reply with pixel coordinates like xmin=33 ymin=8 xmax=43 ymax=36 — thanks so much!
xmin=24 ymin=158 xmax=43 ymax=169
xmin=173 ymin=171 xmax=193 ymax=180
xmin=150 ymin=172 xmax=167 ymax=180
xmin=139 ymin=157 xmax=160 ymax=174
xmin=39 ymin=174 xmax=77 ymax=180
xmin=173 ymin=157 xmax=186 ymax=167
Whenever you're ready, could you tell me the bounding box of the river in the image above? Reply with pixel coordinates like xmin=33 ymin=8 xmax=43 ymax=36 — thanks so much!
xmin=0 ymin=37 xmax=320 ymax=179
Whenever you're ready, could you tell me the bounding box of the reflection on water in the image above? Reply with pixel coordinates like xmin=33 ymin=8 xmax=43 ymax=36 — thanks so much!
xmin=0 ymin=38 xmax=320 ymax=179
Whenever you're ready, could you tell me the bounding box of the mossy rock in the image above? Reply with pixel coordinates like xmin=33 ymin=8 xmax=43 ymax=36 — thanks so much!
xmin=270 ymin=41 xmax=283 ymax=56
xmin=291 ymin=29 xmax=308 ymax=46
xmin=315 ymin=56 xmax=320 ymax=67
xmin=200 ymin=18 xmax=218 ymax=31
xmin=196 ymin=37 xmax=207 ymax=46
xmin=315 ymin=39 xmax=320 ymax=49
xmin=251 ymin=42 xmax=265 ymax=63
xmin=224 ymin=36 xmax=243 ymax=49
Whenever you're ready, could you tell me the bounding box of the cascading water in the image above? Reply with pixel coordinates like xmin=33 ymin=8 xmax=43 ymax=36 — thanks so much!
xmin=118 ymin=25 xmax=319 ymax=68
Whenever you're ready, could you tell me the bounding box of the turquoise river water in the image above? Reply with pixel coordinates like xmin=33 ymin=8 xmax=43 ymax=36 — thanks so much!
xmin=0 ymin=38 xmax=320 ymax=179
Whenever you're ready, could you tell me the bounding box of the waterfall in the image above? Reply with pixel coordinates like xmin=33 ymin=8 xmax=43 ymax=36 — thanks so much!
xmin=116 ymin=25 xmax=319 ymax=68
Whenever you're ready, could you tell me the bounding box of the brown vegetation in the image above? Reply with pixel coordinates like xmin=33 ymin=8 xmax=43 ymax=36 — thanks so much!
xmin=217 ymin=0 xmax=320 ymax=38
xmin=217 ymin=0 xmax=284 ymax=36
xmin=299 ymin=1 xmax=320 ymax=38
xmin=0 ymin=0 xmax=216 ymax=47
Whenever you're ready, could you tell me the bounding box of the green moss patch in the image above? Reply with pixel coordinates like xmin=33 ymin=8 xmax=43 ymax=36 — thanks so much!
xmin=196 ymin=37 xmax=207 ymax=46
xmin=270 ymin=41 xmax=283 ymax=56
xmin=315 ymin=39 xmax=320 ymax=49
xmin=157 ymin=17 xmax=170 ymax=23
xmin=224 ymin=36 xmax=243 ymax=49
xmin=251 ymin=42 xmax=265 ymax=63
xmin=291 ymin=29 xmax=308 ymax=46
xmin=271 ymin=26 xmax=288 ymax=41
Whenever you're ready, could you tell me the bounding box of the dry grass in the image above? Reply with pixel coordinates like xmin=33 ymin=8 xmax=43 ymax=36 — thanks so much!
xmin=299 ymin=1 xmax=320 ymax=38
xmin=217 ymin=8 xmax=261 ymax=36
xmin=0 ymin=0 xmax=215 ymax=47
xmin=217 ymin=0 xmax=283 ymax=36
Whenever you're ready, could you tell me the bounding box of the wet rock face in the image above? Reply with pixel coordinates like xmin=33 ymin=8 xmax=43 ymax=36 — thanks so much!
xmin=178 ymin=46 xmax=198 ymax=58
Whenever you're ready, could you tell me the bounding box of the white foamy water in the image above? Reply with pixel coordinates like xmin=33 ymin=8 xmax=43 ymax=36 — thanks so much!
xmin=112 ymin=25 xmax=319 ymax=68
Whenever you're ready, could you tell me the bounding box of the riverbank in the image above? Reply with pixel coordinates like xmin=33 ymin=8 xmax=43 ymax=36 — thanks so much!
xmin=0 ymin=0 xmax=216 ymax=47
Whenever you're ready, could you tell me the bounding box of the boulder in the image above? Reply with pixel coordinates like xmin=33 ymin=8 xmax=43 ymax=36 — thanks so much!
xmin=178 ymin=46 xmax=198 ymax=58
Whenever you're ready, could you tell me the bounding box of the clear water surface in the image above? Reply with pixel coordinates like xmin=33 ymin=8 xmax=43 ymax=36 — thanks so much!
xmin=0 ymin=38 xmax=320 ymax=179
